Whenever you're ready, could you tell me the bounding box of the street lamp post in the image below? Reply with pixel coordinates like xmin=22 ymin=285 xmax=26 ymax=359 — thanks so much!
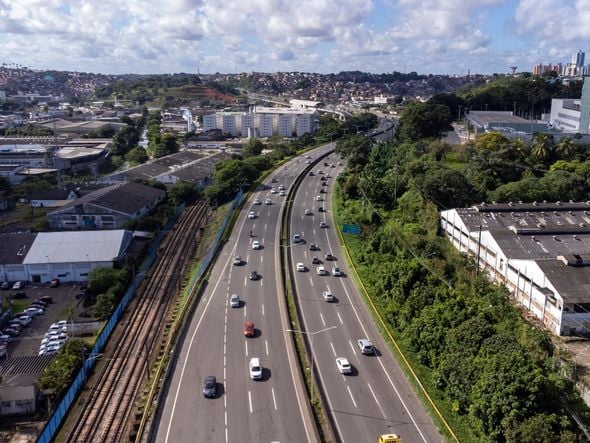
xmin=286 ymin=325 xmax=337 ymax=401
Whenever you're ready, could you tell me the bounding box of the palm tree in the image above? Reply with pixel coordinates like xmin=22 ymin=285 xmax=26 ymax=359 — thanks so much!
xmin=556 ymin=136 xmax=575 ymax=159
xmin=531 ymin=133 xmax=554 ymax=162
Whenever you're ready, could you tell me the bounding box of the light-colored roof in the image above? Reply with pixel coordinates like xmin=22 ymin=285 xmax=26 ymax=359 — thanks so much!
xmin=23 ymin=230 xmax=130 ymax=264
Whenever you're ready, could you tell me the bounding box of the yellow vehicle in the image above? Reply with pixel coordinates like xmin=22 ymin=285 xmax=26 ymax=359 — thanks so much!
xmin=378 ymin=434 xmax=402 ymax=443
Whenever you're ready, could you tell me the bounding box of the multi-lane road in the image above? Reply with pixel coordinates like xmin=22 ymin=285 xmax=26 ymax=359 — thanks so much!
xmin=155 ymin=142 xmax=442 ymax=443
xmin=155 ymin=147 xmax=333 ymax=443
xmin=287 ymin=160 xmax=442 ymax=442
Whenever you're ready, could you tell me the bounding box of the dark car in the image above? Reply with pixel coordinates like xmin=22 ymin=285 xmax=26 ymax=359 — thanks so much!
xmin=0 ymin=282 xmax=10 ymax=290
xmin=7 ymin=322 xmax=23 ymax=332
xmin=249 ymin=271 xmax=259 ymax=281
xmin=309 ymin=243 xmax=319 ymax=251
xmin=325 ymin=253 xmax=334 ymax=261
xmin=311 ymin=256 xmax=321 ymax=264
xmin=39 ymin=296 xmax=53 ymax=304
xmin=3 ymin=328 xmax=20 ymax=337
xmin=12 ymin=292 xmax=27 ymax=299
xmin=202 ymin=375 xmax=217 ymax=398
xmin=318 ymin=207 xmax=325 ymax=212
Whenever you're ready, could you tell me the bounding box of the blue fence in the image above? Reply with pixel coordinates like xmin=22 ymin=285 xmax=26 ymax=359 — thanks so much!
xmin=37 ymin=204 xmax=185 ymax=443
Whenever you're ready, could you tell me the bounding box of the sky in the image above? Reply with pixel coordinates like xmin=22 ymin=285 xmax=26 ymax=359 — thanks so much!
xmin=0 ymin=0 xmax=589 ymax=76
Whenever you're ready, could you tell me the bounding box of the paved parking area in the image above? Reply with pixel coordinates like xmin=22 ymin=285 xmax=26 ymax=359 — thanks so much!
xmin=2 ymin=283 xmax=86 ymax=357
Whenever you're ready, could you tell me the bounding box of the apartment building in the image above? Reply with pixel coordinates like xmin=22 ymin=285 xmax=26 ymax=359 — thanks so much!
xmin=441 ymin=201 xmax=590 ymax=336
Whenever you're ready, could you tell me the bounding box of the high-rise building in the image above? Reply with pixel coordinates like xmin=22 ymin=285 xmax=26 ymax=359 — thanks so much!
xmin=572 ymin=50 xmax=585 ymax=67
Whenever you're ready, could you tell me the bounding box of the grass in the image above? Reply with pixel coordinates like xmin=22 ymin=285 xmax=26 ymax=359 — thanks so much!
xmin=331 ymin=186 xmax=478 ymax=443
xmin=442 ymin=152 xmax=467 ymax=171
xmin=0 ymin=202 xmax=51 ymax=231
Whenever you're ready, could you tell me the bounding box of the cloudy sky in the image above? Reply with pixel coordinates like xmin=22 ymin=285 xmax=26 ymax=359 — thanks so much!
xmin=0 ymin=0 xmax=589 ymax=75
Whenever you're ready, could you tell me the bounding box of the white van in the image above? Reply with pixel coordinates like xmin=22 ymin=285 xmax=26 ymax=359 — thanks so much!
xmin=249 ymin=357 xmax=262 ymax=380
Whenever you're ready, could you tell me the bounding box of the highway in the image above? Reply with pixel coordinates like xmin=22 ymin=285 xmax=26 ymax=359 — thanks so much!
xmin=288 ymin=159 xmax=443 ymax=442
xmin=154 ymin=146 xmax=333 ymax=443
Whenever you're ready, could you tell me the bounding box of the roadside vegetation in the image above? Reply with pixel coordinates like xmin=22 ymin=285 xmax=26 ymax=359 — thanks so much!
xmin=331 ymin=99 xmax=590 ymax=441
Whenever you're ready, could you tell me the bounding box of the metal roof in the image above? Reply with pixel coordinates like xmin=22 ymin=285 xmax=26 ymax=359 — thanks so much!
xmin=23 ymin=230 xmax=131 ymax=264
xmin=0 ymin=233 xmax=36 ymax=265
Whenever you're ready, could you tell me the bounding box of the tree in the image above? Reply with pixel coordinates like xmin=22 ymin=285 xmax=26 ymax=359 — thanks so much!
xmin=153 ymin=133 xmax=178 ymax=158
xmin=555 ymin=136 xmax=575 ymax=160
xmin=427 ymin=93 xmax=466 ymax=119
xmin=125 ymin=147 xmax=148 ymax=165
xmin=242 ymin=138 xmax=264 ymax=157
xmin=474 ymin=132 xmax=511 ymax=151
xmin=396 ymin=102 xmax=453 ymax=142
xmin=531 ymin=133 xmax=554 ymax=162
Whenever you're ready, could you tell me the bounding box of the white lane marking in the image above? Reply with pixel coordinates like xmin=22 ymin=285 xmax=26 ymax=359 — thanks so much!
xmin=245 ymin=340 xmax=249 ymax=356
xmin=346 ymin=386 xmax=358 ymax=408
xmin=309 ymin=276 xmax=314 ymax=287
xmin=319 ymin=312 xmax=326 ymax=327
xmin=349 ymin=340 xmax=357 ymax=355
xmin=265 ymin=339 xmax=269 ymax=356
xmin=368 ymin=383 xmax=387 ymax=419
xmin=248 ymin=390 xmax=253 ymax=414
xmin=260 ymin=255 xmax=264 ymax=264
xmin=272 ymin=388 xmax=278 ymax=410
xmin=260 ymin=278 xmax=263 ymax=287
xmin=246 ymin=254 xmax=250 ymax=263
xmin=244 ymin=305 xmax=247 ymax=317
xmin=329 ymin=342 xmax=336 ymax=356
xmin=244 ymin=276 xmax=247 ymax=286
xmin=337 ymin=312 xmax=343 ymax=325
xmin=301 ymin=231 xmax=305 ymax=238
xmin=304 ymin=250 xmax=308 ymax=259
xmin=264 ymin=223 xmax=267 ymax=231
xmin=261 ymin=304 xmax=265 ymax=316
xmin=224 ymin=411 xmax=228 ymax=443
xmin=313 ymin=229 xmax=316 ymax=236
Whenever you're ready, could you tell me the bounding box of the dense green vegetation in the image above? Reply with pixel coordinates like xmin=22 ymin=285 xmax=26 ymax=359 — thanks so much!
xmin=146 ymin=110 xmax=179 ymax=159
xmin=39 ymin=339 xmax=89 ymax=394
xmin=0 ymin=124 xmax=54 ymax=137
xmin=85 ymin=267 xmax=130 ymax=320
xmin=332 ymin=104 xmax=590 ymax=441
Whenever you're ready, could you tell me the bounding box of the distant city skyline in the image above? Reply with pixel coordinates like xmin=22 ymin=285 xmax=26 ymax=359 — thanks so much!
xmin=0 ymin=0 xmax=589 ymax=76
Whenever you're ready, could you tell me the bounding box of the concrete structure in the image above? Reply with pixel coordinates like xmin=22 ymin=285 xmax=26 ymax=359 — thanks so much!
xmin=0 ymin=230 xmax=133 ymax=284
xmin=549 ymin=76 xmax=590 ymax=134
xmin=466 ymin=110 xmax=549 ymax=135
xmin=35 ymin=119 xmax=126 ymax=135
xmin=47 ymin=181 xmax=165 ymax=230
xmin=441 ymin=201 xmax=590 ymax=336
xmin=29 ymin=189 xmax=79 ymax=208
xmin=201 ymin=108 xmax=317 ymax=138
xmin=0 ymin=356 xmax=55 ymax=416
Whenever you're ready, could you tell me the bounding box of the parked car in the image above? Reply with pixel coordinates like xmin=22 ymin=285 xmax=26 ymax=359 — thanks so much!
xmin=26 ymin=307 xmax=45 ymax=316
xmin=12 ymin=281 xmax=24 ymax=290
xmin=202 ymin=375 xmax=217 ymax=398
xmin=49 ymin=278 xmax=60 ymax=288
xmin=13 ymin=315 xmax=32 ymax=326
xmin=3 ymin=328 xmax=20 ymax=337
xmin=0 ymin=334 xmax=13 ymax=343
xmin=39 ymin=295 xmax=53 ymax=304
xmin=12 ymin=292 xmax=27 ymax=299
xmin=1 ymin=282 xmax=10 ymax=290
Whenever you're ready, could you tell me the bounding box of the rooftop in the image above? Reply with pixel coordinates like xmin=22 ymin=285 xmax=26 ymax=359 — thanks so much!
xmin=467 ymin=110 xmax=530 ymax=126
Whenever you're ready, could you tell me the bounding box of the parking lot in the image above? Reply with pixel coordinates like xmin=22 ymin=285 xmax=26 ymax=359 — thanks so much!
xmin=2 ymin=282 xmax=87 ymax=357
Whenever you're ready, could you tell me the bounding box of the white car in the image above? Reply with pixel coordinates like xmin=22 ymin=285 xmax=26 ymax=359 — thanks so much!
xmin=0 ymin=334 xmax=13 ymax=343
xmin=304 ymin=209 xmax=312 ymax=216
xmin=322 ymin=290 xmax=334 ymax=302
xmin=252 ymin=241 xmax=261 ymax=250
xmin=14 ymin=316 xmax=32 ymax=326
xmin=233 ymin=255 xmax=242 ymax=265
xmin=265 ymin=198 xmax=272 ymax=205
xmin=279 ymin=190 xmax=286 ymax=196
xmin=332 ymin=266 xmax=342 ymax=277
xmin=315 ymin=196 xmax=323 ymax=201
xmin=230 ymin=294 xmax=240 ymax=308
xmin=293 ymin=234 xmax=301 ymax=244
xmin=270 ymin=187 xmax=277 ymax=194
xmin=336 ymin=357 xmax=352 ymax=374
xmin=249 ymin=357 xmax=263 ymax=380
xmin=25 ymin=307 xmax=44 ymax=316
xmin=12 ymin=281 xmax=24 ymax=290
xmin=248 ymin=211 xmax=256 ymax=219
xmin=316 ymin=266 xmax=327 ymax=276
xmin=278 ymin=185 xmax=285 ymax=191
xmin=296 ymin=263 xmax=305 ymax=272
xmin=254 ymin=198 xmax=261 ymax=205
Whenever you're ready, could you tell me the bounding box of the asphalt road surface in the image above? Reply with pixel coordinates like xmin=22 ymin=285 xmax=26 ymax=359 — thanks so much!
xmin=288 ymin=159 xmax=443 ymax=443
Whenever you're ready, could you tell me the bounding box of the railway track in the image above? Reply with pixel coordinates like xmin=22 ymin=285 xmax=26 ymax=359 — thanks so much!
xmin=65 ymin=199 xmax=209 ymax=442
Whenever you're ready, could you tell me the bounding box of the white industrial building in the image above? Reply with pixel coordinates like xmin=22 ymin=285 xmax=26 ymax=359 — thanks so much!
xmin=549 ymin=75 xmax=590 ymax=134
xmin=441 ymin=201 xmax=590 ymax=336
xmin=0 ymin=230 xmax=133 ymax=284
xmin=202 ymin=107 xmax=317 ymax=138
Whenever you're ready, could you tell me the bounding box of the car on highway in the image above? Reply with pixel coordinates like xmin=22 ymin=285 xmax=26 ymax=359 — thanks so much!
xmin=264 ymin=198 xmax=272 ymax=205
xmin=358 ymin=339 xmax=375 ymax=355
xmin=308 ymin=171 xmax=314 ymax=176
xmin=320 ymin=176 xmax=326 ymax=181
xmin=249 ymin=357 xmax=262 ymax=380
xmin=317 ymin=170 xmax=323 ymax=175
xmin=378 ymin=434 xmax=402 ymax=443
xmin=233 ymin=255 xmax=243 ymax=265
xmin=293 ymin=234 xmax=301 ymax=244
xmin=251 ymin=240 xmax=261 ymax=250
xmin=270 ymin=187 xmax=277 ymax=194
xmin=331 ymin=266 xmax=342 ymax=277
xmin=296 ymin=263 xmax=306 ymax=272
xmin=309 ymin=243 xmax=319 ymax=251
xmin=304 ymin=209 xmax=312 ymax=215
xmin=336 ymin=357 xmax=352 ymax=374
xmin=324 ymin=253 xmax=334 ymax=261
xmin=270 ymin=177 xmax=277 ymax=183
xmin=318 ymin=206 xmax=325 ymax=212
xmin=316 ymin=266 xmax=327 ymax=276
xmin=202 ymin=375 xmax=217 ymax=398
xmin=244 ymin=321 xmax=255 ymax=337
xmin=321 ymin=181 xmax=327 ymax=186
xmin=248 ymin=211 xmax=256 ymax=219
xmin=230 ymin=294 xmax=240 ymax=308
xmin=319 ymin=221 xmax=327 ymax=228
xmin=322 ymin=290 xmax=334 ymax=302
xmin=279 ymin=190 xmax=286 ymax=196
xmin=254 ymin=198 xmax=261 ymax=205
xmin=249 ymin=270 xmax=259 ymax=281
xmin=278 ymin=185 xmax=285 ymax=191
xmin=319 ymin=189 xmax=326 ymax=194
xmin=311 ymin=256 xmax=320 ymax=264
xmin=12 ymin=281 xmax=24 ymax=290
